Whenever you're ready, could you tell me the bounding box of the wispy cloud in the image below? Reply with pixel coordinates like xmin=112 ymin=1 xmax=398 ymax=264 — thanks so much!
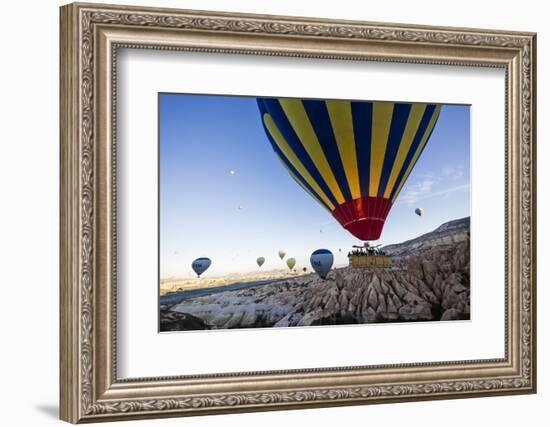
xmin=401 ymin=179 xmax=435 ymax=206
xmin=400 ymin=162 xmax=469 ymax=207
xmin=429 ymin=184 xmax=469 ymax=199
xmin=402 ymin=182 xmax=469 ymax=206
xmin=441 ymin=165 xmax=464 ymax=180
xmin=415 ymin=172 xmax=436 ymax=180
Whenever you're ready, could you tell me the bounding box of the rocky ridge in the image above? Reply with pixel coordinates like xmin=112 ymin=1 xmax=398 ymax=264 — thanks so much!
xmin=382 ymin=217 xmax=470 ymax=258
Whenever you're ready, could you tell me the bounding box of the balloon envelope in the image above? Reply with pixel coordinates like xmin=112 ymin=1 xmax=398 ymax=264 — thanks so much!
xmin=257 ymin=98 xmax=441 ymax=240
xmin=286 ymin=258 xmax=296 ymax=270
xmin=415 ymin=207 xmax=423 ymax=216
xmin=256 ymin=257 xmax=265 ymax=267
xmin=310 ymin=249 xmax=334 ymax=279
xmin=278 ymin=250 xmax=286 ymax=259
xmin=191 ymin=257 xmax=211 ymax=277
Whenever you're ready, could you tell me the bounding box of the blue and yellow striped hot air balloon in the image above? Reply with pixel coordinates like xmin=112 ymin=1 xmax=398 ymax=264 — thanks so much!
xmin=257 ymin=98 xmax=441 ymax=241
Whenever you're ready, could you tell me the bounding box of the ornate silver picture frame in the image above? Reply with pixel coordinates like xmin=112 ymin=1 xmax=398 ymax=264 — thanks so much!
xmin=60 ymin=2 xmax=536 ymax=423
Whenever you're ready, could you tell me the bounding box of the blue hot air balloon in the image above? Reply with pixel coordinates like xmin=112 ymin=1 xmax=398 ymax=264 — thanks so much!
xmin=191 ymin=257 xmax=211 ymax=277
xmin=310 ymin=249 xmax=334 ymax=280
xmin=257 ymin=98 xmax=441 ymax=241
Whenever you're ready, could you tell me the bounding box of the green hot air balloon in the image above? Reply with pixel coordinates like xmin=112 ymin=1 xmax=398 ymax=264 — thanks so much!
xmin=256 ymin=257 xmax=265 ymax=267
xmin=257 ymin=98 xmax=441 ymax=241
xmin=286 ymin=257 xmax=296 ymax=271
xmin=278 ymin=249 xmax=286 ymax=259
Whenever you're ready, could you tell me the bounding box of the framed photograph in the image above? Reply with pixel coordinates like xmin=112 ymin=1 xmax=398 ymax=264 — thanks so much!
xmin=158 ymin=94 xmax=469 ymax=331
xmin=60 ymin=2 xmax=536 ymax=423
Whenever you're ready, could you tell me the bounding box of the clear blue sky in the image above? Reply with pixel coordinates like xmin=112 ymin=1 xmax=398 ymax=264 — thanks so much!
xmin=159 ymin=94 xmax=470 ymax=279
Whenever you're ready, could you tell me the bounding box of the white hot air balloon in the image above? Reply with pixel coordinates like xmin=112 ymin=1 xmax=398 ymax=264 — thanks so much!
xmin=191 ymin=257 xmax=211 ymax=277
xmin=310 ymin=249 xmax=334 ymax=280
xmin=278 ymin=250 xmax=286 ymax=260
xmin=415 ymin=207 xmax=424 ymax=217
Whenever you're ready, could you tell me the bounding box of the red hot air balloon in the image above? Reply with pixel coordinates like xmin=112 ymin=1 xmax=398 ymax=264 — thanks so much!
xmin=257 ymin=98 xmax=441 ymax=240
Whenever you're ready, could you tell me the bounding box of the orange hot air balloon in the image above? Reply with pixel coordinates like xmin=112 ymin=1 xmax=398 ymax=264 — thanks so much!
xmin=257 ymin=98 xmax=441 ymax=240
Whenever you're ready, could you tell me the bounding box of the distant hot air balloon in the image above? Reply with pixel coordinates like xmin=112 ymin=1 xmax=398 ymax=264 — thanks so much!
xmin=310 ymin=249 xmax=334 ymax=279
xmin=278 ymin=250 xmax=286 ymax=259
xmin=257 ymin=98 xmax=441 ymax=240
xmin=229 ymin=170 xmax=235 ymax=175
xmin=256 ymin=257 xmax=265 ymax=267
xmin=302 ymin=267 xmax=307 ymax=272
xmin=286 ymin=258 xmax=296 ymax=271
xmin=415 ymin=207 xmax=423 ymax=216
xmin=191 ymin=257 xmax=211 ymax=277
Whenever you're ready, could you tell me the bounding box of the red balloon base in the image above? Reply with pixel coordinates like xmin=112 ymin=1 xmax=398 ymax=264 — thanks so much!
xmin=331 ymin=196 xmax=393 ymax=241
